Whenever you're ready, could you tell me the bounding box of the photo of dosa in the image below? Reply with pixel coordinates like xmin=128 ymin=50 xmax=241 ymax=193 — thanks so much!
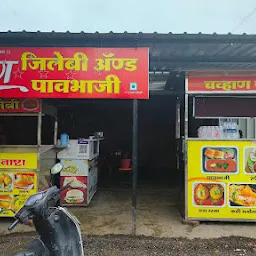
xmin=244 ymin=147 xmax=256 ymax=173
xmin=64 ymin=189 xmax=84 ymax=204
xmin=14 ymin=173 xmax=35 ymax=189
xmin=229 ymin=184 xmax=256 ymax=207
xmin=202 ymin=147 xmax=238 ymax=173
xmin=0 ymin=173 xmax=13 ymax=189
xmin=63 ymin=177 xmax=87 ymax=189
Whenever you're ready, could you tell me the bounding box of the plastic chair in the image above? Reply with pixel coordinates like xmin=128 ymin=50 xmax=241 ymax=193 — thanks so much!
xmin=119 ymin=159 xmax=132 ymax=172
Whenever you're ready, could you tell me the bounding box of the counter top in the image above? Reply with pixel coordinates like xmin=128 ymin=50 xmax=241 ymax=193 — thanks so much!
xmin=186 ymin=138 xmax=256 ymax=141
xmin=0 ymin=145 xmax=68 ymax=155
xmin=0 ymin=145 xmax=40 ymax=148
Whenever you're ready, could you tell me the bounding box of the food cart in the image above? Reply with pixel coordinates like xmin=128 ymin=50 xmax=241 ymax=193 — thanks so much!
xmin=0 ymin=98 xmax=58 ymax=217
xmin=185 ymin=71 xmax=256 ymax=222
xmin=57 ymin=137 xmax=103 ymax=207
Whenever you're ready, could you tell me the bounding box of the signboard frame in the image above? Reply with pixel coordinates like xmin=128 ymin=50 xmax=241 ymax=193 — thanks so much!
xmin=0 ymin=47 xmax=149 ymax=99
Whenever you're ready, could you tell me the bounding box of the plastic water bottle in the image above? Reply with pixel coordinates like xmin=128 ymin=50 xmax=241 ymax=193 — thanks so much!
xmin=215 ymin=126 xmax=220 ymax=138
xmin=212 ymin=126 xmax=217 ymax=138
xmin=228 ymin=122 xmax=233 ymax=139
xmin=223 ymin=122 xmax=228 ymax=138
xmin=233 ymin=122 xmax=239 ymax=139
xmin=230 ymin=122 xmax=234 ymax=139
xmin=210 ymin=126 xmax=214 ymax=138
xmin=206 ymin=126 xmax=211 ymax=138
xmin=198 ymin=127 xmax=203 ymax=138
xmin=202 ymin=126 xmax=206 ymax=138
xmin=232 ymin=122 xmax=236 ymax=139
xmin=219 ymin=126 xmax=224 ymax=139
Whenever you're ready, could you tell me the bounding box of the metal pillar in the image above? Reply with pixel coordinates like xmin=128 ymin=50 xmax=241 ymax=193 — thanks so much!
xmin=54 ymin=119 xmax=58 ymax=146
xmin=132 ymin=99 xmax=138 ymax=235
xmin=37 ymin=111 xmax=42 ymax=146
xmin=184 ymin=77 xmax=189 ymax=219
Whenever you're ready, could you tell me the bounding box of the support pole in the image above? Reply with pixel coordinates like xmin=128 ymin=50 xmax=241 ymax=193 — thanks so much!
xmin=37 ymin=100 xmax=43 ymax=147
xmin=132 ymin=99 xmax=138 ymax=235
xmin=54 ymin=119 xmax=58 ymax=146
xmin=184 ymin=92 xmax=189 ymax=219
xmin=37 ymin=111 xmax=42 ymax=146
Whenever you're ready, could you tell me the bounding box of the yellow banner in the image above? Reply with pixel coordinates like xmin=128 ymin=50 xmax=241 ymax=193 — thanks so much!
xmin=187 ymin=140 xmax=256 ymax=220
xmin=0 ymin=153 xmax=38 ymax=169
xmin=0 ymin=171 xmax=38 ymax=217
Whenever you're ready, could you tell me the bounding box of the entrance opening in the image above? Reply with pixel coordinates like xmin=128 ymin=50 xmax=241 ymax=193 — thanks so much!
xmin=53 ymin=96 xmax=180 ymax=189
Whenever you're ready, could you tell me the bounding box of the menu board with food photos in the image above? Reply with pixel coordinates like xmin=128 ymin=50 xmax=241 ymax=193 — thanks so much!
xmin=187 ymin=140 xmax=256 ymax=221
xmin=0 ymin=171 xmax=37 ymax=217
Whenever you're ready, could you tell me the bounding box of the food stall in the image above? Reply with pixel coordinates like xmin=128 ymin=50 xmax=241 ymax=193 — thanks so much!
xmin=185 ymin=72 xmax=256 ymax=222
xmin=57 ymin=137 xmax=103 ymax=206
xmin=0 ymin=98 xmax=58 ymax=217
xmin=0 ymin=47 xmax=149 ymax=227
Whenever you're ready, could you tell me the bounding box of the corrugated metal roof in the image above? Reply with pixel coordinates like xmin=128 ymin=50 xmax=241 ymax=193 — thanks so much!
xmin=1 ymin=31 xmax=256 ymax=71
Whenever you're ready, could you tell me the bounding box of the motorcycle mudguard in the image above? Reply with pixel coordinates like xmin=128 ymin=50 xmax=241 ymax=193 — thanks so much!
xmin=11 ymin=253 xmax=34 ymax=256
xmin=34 ymin=207 xmax=84 ymax=256
xmin=11 ymin=238 xmax=49 ymax=256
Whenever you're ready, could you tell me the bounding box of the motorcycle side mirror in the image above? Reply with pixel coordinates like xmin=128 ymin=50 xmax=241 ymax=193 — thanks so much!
xmin=51 ymin=163 xmax=64 ymax=175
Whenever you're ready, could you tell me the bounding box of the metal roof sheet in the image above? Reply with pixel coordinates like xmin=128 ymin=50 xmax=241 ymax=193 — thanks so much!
xmin=1 ymin=31 xmax=256 ymax=71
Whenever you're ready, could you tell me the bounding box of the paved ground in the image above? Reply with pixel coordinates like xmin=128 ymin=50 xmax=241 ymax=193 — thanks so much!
xmin=1 ymin=188 xmax=256 ymax=239
xmin=2 ymin=188 xmax=256 ymax=255
xmin=2 ymin=233 xmax=256 ymax=256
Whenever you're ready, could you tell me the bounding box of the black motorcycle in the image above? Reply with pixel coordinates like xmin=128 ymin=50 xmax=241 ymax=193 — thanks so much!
xmin=9 ymin=163 xmax=84 ymax=256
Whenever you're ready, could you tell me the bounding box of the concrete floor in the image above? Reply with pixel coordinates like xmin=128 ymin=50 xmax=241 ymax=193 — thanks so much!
xmin=1 ymin=187 xmax=256 ymax=238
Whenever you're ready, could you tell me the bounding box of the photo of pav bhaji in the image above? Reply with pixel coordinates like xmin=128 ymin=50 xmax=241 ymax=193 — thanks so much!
xmin=203 ymin=147 xmax=237 ymax=173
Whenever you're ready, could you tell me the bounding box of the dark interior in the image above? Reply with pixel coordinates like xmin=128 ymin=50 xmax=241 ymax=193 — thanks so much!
xmin=0 ymin=95 xmax=181 ymax=188
xmin=56 ymin=96 xmax=179 ymax=187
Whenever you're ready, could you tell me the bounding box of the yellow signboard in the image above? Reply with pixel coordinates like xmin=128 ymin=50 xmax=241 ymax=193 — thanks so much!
xmin=0 ymin=171 xmax=37 ymax=217
xmin=0 ymin=153 xmax=38 ymax=169
xmin=187 ymin=140 xmax=256 ymax=221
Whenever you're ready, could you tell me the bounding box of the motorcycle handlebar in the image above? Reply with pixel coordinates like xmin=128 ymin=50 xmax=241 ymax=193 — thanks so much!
xmin=59 ymin=184 xmax=70 ymax=192
xmin=8 ymin=219 xmax=19 ymax=231
xmin=8 ymin=185 xmax=69 ymax=232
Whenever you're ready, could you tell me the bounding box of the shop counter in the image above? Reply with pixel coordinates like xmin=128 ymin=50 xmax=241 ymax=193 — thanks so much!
xmin=186 ymin=139 xmax=256 ymax=222
xmin=0 ymin=144 xmax=64 ymax=217
xmin=0 ymin=145 xmax=39 ymax=217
